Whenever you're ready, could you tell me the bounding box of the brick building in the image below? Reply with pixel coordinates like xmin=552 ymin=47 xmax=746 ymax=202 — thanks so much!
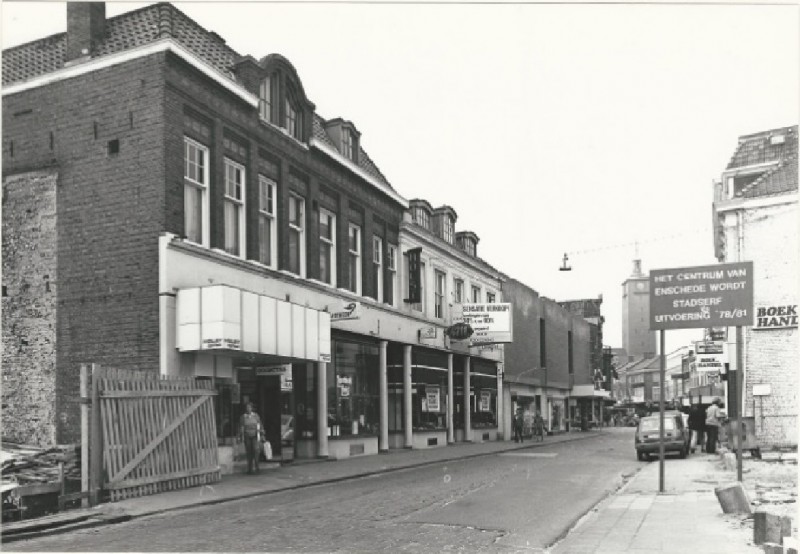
xmin=712 ymin=125 xmax=798 ymax=448
xmin=2 ymin=2 xmax=506 ymax=463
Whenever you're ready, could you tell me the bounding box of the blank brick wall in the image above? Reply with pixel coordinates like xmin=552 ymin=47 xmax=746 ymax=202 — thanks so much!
xmin=1 ymin=171 xmax=59 ymax=446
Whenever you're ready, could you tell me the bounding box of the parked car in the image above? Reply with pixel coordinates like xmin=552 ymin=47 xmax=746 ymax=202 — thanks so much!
xmin=634 ymin=411 xmax=690 ymax=461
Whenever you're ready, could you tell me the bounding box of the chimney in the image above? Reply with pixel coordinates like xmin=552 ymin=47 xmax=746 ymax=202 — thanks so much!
xmin=66 ymin=2 xmax=106 ymax=62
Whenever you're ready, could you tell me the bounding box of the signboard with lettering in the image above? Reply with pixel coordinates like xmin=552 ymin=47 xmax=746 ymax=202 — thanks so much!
xmin=754 ymin=304 xmax=797 ymax=330
xmin=649 ymin=262 xmax=754 ymax=330
xmin=694 ymin=341 xmax=725 ymax=372
xmin=455 ymin=303 xmax=513 ymax=345
xmin=479 ymin=390 xmax=491 ymax=412
xmin=331 ymin=301 xmax=361 ymax=321
xmin=425 ymin=387 xmax=441 ymax=412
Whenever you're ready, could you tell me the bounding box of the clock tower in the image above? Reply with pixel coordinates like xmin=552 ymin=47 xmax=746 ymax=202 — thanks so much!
xmin=621 ymin=258 xmax=656 ymax=359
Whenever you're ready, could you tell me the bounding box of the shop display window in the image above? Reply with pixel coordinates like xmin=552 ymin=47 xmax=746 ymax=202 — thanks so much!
xmin=387 ymin=347 xmax=449 ymax=432
xmin=293 ymin=363 xmax=317 ymax=440
xmin=327 ymin=339 xmax=379 ymax=437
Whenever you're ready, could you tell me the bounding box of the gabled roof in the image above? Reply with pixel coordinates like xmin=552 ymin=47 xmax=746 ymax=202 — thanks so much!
xmin=740 ymin=148 xmax=798 ymax=199
xmin=726 ymin=125 xmax=797 ymax=170
xmin=3 ymin=2 xmax=393 ymax=190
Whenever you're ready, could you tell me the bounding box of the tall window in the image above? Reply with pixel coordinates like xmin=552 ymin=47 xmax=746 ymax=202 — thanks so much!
xmin=434 ymin=270 xmax=446 ymax=319
xmin=386 ymin=244 xmax=397 ymax=306
xmin=258 ymin=76 xmax=273 ymax=123
xmin=224 ymin=158 xmax=245 ymax=257
xmin=184 ymin=137 xmax=209 ymax=246
xmin=319 ymin=209 xmax=336 ymax=285
xmin=288 ymin=193 xmax=305 ymax=276
xmin=347 ymin=223 xmax=362 ymax=294
xmin=471 ymin=285 xmax=481 ymax=303
xmin=486 ymin=292 xmax=496 ymax=303
xmin=285 ymin=97 xmax=300 ymax=140
xmin=413 ymin=207 xmax=430 ymax=229
xmin=258 ymin=176 xmax=277 ymax=267
xmin=442 ymin=217 xmax=454 ymax=244
xmin=454 ymin=278 xmax=464 ymax=304
xmin=372 ymin=236 xmax=383 ymax=301
xmin=342 ymin=130 xmax=353 ymax=160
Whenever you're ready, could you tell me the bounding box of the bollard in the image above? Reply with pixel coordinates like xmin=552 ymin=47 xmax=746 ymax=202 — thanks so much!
xmin=754 ymin=511 xmax=793 ymax=545
xmin=714 ymin=482 xmax=751 ymax=514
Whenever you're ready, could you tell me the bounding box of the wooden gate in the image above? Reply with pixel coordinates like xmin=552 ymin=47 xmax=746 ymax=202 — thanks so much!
xmin=96 ymin=368 xmax=220 ymax=501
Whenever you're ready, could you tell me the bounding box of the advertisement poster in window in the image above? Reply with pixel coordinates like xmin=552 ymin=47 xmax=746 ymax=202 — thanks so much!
xmin=426 ymin=386 xmax=440 ymax=412
xmin=479 ymin=390 xmax=491 ymax=412
xmin=337 ymin=375 xmax=352 ymax=397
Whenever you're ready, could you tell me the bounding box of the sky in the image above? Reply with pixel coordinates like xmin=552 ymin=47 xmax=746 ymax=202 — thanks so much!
xmin=2 ymin=0 xmax=798 ymax=354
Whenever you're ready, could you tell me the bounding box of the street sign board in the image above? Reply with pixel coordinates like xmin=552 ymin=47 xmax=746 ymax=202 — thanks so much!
xmin=650 ymin=262 xmax=753 ymax=330
xmin=454 ymin=303 xmax=513 ymax=345
xmin=694 ymin=341 xmax=725 ymax=372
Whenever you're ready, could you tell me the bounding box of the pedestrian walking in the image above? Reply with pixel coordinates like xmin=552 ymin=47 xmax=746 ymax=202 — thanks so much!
xmin=688 ymin=404 xmax=706 ymax=453
xmin=514 ymin=407 xmax=524 ymax=443
xmin=533 ymin=411 xmax=545 ymax=441
xmin=239 ymin=402 xmax=264 ymax=474
xmin=705 ymin=398 xmax=724 ymax=454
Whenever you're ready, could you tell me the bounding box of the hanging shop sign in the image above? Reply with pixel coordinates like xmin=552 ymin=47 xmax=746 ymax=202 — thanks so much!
xmin=649 ymin=262 xmax=754 ymax=330
xmin=425 ymin=387 xmax=441 ymax=412
xmin=418 ymin=327 xmax=437 ymax=340
xmin=754 ymin=304 xmax=797 ymax=330
xmin=445 ymin=322 xmax=474 ymax=341
xmin=479 ymin=390 xmax=491 ymax=412
xmin=694 ymin=341 xmax=725 ymax=372
xmin=454 ymin=303 xmax=513 ymax=345
xmin=330 ymin=301 xmax=361 ymax=321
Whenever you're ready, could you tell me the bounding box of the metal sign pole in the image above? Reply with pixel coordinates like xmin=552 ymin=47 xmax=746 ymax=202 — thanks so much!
xmin=736 ymin=325 xmax=744 ymax=482
xmin=659 ymin=329 xmax=666 ymax=493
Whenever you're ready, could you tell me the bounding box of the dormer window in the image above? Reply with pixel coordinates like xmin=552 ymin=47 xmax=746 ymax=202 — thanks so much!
xmin=455 ymin=231 xmax=479 ymax=257
xmin=285 ymin=97 xmax=299 ymax=139
xmin=259 ymin=75 xmax=275 ymax=123
xmin=442 ymin=216 xmax=454 ymax=244
xmin=342 ymin=130 xmax=354 ymax=161
xmin=413 ymin=207 xmax=430 ymax=229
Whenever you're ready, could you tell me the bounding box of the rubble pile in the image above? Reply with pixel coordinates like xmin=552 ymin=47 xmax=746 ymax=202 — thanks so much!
xmin=1 ymin=442 xmax=81 ymax=486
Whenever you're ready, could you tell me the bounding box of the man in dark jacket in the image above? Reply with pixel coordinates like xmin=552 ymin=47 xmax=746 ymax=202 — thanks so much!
xmin=688 ymin=404 xmax=706 ymax=453
xmin=239 ymin=402 xmax=263 ymax=474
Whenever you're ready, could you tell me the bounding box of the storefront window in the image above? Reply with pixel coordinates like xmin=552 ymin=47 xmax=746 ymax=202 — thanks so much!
xmin=327 ymin=339 xmax=379 ymax=437
xmin=469 ymin=360 xmax=498 ymax=428
xmin=293 ymin=363 xmax=317 ymax=440
xmin=387 ymin=346 xmax=449 ymax=432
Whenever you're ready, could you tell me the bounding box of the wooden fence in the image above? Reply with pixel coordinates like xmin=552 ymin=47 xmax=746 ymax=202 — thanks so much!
xmin=95 ymin=367 xmax=220 ymax=501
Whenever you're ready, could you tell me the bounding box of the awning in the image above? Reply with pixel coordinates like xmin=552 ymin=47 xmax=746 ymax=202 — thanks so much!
xmin=176 ymin=285 xmax=331 ymax=362
xmin=571 ymin=384 xmax=611 ymax=399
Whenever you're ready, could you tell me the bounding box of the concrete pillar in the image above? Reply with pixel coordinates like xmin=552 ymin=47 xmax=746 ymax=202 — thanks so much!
xmin=316 ymin=362 xmax=329 ymax=458
xmin=447 ymin=353 xmax=454 ymax=444
xmin=464 ymin=356 xmax=472 ymax=442
xmin=403 ymin=345 xmax=413 ymax=448
xmin=379 ymin=341 xmax=389 ymax=452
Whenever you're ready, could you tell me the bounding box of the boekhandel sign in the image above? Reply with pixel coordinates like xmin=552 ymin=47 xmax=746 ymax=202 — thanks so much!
xmin=452 ymin=303 xmax=513 ymax=345
xmin=649 ymin=262 xmax=754 ymax=330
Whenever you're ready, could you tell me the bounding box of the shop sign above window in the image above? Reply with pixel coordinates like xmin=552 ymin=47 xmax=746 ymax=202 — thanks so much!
xmin=754 ymin=304 xmax=797 ymax=330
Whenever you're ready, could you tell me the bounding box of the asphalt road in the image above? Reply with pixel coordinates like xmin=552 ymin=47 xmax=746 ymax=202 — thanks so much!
xmin=14 ymin=428 xmax=642 ymax=552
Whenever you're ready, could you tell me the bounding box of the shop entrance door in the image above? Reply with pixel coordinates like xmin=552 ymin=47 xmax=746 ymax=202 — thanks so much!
xmin=258 ymin=376 xmax=283 ymax=458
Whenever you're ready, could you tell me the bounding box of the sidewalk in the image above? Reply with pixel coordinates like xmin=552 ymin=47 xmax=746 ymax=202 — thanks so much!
xmin=550 ymin=452 xmax=761 ymax=554
xmin=2 ymin=431 xmax=595 ymax=542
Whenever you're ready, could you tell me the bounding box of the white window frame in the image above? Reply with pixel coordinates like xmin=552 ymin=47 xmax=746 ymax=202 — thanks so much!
xmin=319 ymin=208 xmax=337 ymax=286
xmin=288 ymin=193 xmax=306 ymax=277
xmin=342 ymin=130 xmax=353 ymax=160
xmin=258 ymin=175 xmax=277 ymax=268
xmin=454 ymin=278 xmax=464 ymax=304
xmin=372 ymin=236 xmax=383 ymax=302
xmin=442 ymin=217 xmax=454 ymax=244
xmin=471 ymin=285 xmax=481 ymax=304
xmin=434 ymin=270 xmax=446 ymax=319
xmin=258 ymin=76 xmax=272 ymax=123
xmin=386 ymin=244 xmax=397 ymax=306
xmin=183 ymin=137 xmax=209 ymax=247
xmin=347 ymin=223 xmax=362 ymax=295
xmin=223 ymin=158 xmax=246 ymax=258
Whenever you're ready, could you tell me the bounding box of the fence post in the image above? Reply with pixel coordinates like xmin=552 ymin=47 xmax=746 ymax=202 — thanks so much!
xmin=80 ymin=364 xmax=89 ymax=508
xmin=90 ymin=363 xmax=102 ymax=505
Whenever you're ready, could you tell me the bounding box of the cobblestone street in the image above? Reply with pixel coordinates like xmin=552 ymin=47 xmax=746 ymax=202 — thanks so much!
xmin=12 ymin=432 xmax=639 ymax=552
